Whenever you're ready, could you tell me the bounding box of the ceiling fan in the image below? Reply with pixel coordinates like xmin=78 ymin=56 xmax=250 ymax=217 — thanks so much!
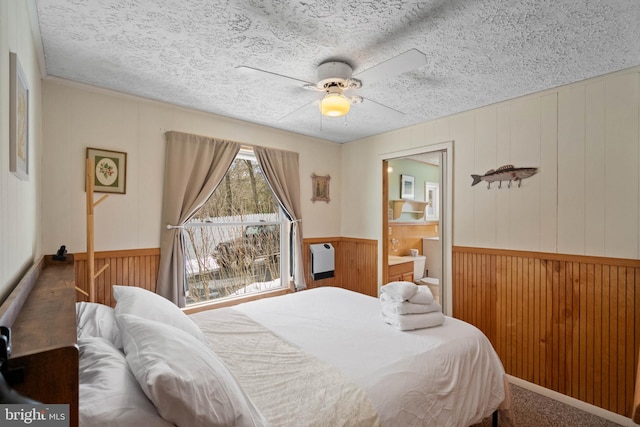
xmin=237 ymin=49 xmax=427 ymax=120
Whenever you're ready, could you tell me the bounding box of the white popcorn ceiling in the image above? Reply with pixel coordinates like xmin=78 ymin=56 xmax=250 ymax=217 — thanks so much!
xmin=34 ymin=0 xmax=640 ymax=143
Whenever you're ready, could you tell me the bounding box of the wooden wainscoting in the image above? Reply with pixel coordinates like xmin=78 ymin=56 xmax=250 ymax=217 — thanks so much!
xmin=452 ymin=246 xmax=640 ymax=419
xmin=74 ymin=238 xmax=378 ymax=306
xmin=303 ymin=237 xmax=378 ymax=297
xmin=74 ymin=248 xmax=160 ymax=307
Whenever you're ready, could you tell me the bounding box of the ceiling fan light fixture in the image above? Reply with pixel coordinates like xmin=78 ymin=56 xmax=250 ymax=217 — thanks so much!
xmin=320 ymin=92 xmax=351 ymax=117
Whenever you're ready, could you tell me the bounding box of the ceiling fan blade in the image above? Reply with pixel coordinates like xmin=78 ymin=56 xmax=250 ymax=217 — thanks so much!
xmin=236 ymin=66 xmax=313 ymax=87
xmin=354 ymin=49 xmax=427 ymax=85
xmin=361 ymin=97 xmax=405 ymax=118
xmin=277 ymin=99 xmax=319 ymax=121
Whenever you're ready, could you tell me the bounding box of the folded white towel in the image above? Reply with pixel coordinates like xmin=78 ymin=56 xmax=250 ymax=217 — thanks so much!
xmin=381 ymin=293 xmax=441 ymax=315
xmin=380 ymin=281 xmax=418 ymax=302
xmin=407 ymin=286 xmax=434 ymax=305
xmin=382 ymin=309 xmax=445 ymax=331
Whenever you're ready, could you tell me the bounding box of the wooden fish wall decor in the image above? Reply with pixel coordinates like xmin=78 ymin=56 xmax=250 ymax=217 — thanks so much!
xmin=471 ymin=164 xmax=538 ymax=189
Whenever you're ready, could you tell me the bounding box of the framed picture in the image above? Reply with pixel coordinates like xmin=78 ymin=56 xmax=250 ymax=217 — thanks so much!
xmin=400 ymin=174 xmax=415 ymax=199
xmin=425 ymin=182 xmax=439 ymax=220
xmin=86 ymin=147 xmax=127 ymax=194
xmin=311 ymin=173 xmax=330 ymax=203
xmin=9 ymin=52 xmax=29 ymax=180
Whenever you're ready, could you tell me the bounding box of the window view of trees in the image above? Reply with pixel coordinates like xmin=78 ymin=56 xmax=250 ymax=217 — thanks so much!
xmin=183 ymin=151 xmax=285 ymax=305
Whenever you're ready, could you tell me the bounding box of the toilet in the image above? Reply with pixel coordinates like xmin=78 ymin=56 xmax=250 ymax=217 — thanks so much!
xmin=417 ymin=276 xmax=439 ymax=286
xmin=412 ymin=254 xmax=440 ymax=304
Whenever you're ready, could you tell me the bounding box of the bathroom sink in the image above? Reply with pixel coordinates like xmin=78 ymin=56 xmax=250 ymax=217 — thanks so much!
xmin=388 ymin=255 xmax=416 ymax=265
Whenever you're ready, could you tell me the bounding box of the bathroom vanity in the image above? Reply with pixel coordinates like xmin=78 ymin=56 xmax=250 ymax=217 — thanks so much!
xmin=387 ymin=255 xmax=425 ymax=282
xmin=387 ymin=254 xmax=440 ymax=304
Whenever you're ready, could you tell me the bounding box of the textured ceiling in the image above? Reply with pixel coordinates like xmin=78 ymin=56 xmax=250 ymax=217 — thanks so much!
xmin=33 ymin=0 xmax=640 ymax=143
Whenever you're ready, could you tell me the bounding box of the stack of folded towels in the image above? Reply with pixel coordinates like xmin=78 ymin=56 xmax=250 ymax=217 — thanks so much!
xmin=380 ymin=281 xmax=445 ymax=331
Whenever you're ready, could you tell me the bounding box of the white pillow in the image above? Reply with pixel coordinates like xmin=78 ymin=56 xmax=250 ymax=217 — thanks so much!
xmin=113 ymin=285 xmax=208 ymax=344
xmin=78 ymin=337 xmax=173 ymax=427
xmin=76 ymin=302 xmax=122 ymax=348
xmin=118 ymin=314 xmax=268 ymax=427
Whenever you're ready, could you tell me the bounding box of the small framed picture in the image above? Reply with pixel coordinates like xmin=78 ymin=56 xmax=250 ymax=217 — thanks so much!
xmin=86 ymin=147 xmax=127 ymax=194
xmin=9 ymin=52 xmax=29 ymax=181
xmin=425 ymin=182 xmax=439 ymax=220
xmin=311 ymin=173 xmax=330 ymax=203
xmin=400 ymin=174 xmax=415 ymax=199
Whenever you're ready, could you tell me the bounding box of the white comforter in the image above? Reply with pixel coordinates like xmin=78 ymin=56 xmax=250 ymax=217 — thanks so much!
xmin=192 ymin=308 xmax=381 ymax=427
xmin=192 ymin=287 xmax=508 ymax=427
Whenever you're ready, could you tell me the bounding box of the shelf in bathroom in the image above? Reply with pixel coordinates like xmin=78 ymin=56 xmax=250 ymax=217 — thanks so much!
xmin=390 ymin=199 xmax=428 ymax=220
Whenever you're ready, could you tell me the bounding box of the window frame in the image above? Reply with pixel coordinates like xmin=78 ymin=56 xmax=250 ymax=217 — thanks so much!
xmin=181 ymin=149 xmax=291 ymax=307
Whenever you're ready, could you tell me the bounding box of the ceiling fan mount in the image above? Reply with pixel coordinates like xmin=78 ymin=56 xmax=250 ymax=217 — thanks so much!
xmin=304 ymin=61 xmax=362 ymax=93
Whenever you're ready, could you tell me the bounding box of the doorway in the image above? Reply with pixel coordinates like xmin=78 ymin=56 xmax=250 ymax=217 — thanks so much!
xmin=381 ymin=142 xmax=453 ymax=315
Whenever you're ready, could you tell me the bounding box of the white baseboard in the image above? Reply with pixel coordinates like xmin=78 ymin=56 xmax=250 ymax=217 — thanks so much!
xmin=506 ymin=375 xmax=638 ymax=427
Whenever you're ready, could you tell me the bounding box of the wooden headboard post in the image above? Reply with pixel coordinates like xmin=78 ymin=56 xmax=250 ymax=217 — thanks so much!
xmin=0 ymin=259 xmax=43 ymax=328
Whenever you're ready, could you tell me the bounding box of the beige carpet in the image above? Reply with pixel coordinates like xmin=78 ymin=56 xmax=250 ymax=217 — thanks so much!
xmin=473 ymin=384 xmax=624 ymax=427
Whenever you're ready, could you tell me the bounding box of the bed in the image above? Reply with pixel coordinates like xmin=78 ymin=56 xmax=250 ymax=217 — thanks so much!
xmin=76 ymin=285 xmax=511 ymax=427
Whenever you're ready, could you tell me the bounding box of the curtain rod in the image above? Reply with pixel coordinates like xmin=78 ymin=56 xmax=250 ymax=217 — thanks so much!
xmin=161 ymin=129 xmax=255 ymax=149
xmin=161 ymin=130 xmax=299 ymax=156
xmin=166 ymin=219 xmax=301 ymax=229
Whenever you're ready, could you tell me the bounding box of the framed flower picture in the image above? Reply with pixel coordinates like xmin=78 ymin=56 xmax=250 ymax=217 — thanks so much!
xmin=86 ymin=147 xmax=127 ymax=194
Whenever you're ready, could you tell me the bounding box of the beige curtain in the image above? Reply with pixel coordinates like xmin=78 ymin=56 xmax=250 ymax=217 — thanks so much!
xmin=157 ymin=131 xmax=240 ymax=306
xmin=254 ymin=146 xmax=305 ymax=290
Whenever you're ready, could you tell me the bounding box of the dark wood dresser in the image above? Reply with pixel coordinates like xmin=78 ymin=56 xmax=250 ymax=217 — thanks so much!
xmin=1 ymin=256 xmax=78 ymax=427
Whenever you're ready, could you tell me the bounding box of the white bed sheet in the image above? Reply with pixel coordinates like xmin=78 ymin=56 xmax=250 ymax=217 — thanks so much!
xmin=229 ymin=287 xmax=507 ymax=427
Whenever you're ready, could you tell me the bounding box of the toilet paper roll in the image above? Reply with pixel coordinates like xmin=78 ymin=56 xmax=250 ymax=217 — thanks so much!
xmin=410 ymin=249 xmax=419 ymax=257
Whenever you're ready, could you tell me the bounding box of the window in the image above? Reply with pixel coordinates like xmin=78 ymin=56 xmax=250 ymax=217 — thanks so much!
xmin=182 ymin=148 xmax=288 ymax=305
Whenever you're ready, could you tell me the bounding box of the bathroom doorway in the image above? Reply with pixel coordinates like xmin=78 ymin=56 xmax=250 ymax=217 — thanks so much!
xmin=381 ymin=142 xmax=453 ymax=315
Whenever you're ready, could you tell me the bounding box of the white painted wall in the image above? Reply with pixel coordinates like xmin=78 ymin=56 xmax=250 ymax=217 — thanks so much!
xmin=41 ymin=79 xmax=342 ymax=254
xmin=342 ymin=67 xmax=640 ymax=262
xmin=5 ymin=0 xmax=639 ymax=304
xmin=0 ymin=0 xmax=43 ymax=302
